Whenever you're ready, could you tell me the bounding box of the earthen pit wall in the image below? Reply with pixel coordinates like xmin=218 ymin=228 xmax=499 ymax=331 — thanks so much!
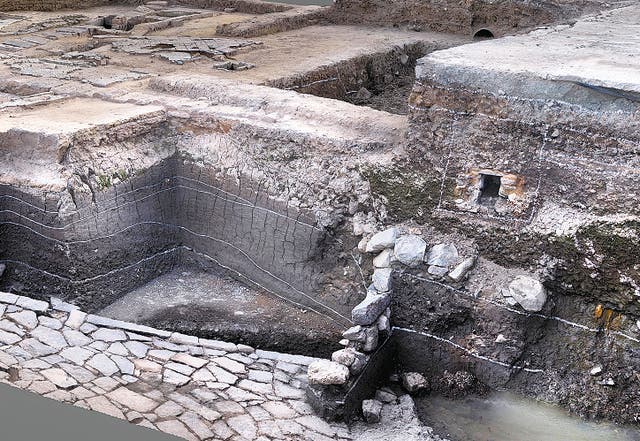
xmin=0 ymin=0 xmax=290 ymax=13
xmin=0 ymin=159 xmax=180 ymax=311
xmin=0 ymin=156 xmax=339 ymax=321
xmin=266 ymin=42 xmax=431 ymax=101
xmin=176 ymin=0 xmax=292 ymax=14
xmin=391 ymin=65 xmax=640 ymax=423
xmin=326 ymin=0 xmax=566 ymax=36
xmin=391 ymin=271 xmax=640 ymax=423
xmin=408 ymin=76 xmax=640 ymax=221
xmin=175 ymin=159 xmax=331 ymax=317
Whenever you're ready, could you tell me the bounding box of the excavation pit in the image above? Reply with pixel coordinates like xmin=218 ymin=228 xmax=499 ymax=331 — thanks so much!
xmin=98 ymin=265 xmax=343 ymax=358
xmin=1 ymin=0 xmax=639 ymax=440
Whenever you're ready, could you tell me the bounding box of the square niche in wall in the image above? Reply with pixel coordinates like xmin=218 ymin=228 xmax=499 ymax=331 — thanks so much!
xmin=448 ymin=168 xmax=532 ymax=218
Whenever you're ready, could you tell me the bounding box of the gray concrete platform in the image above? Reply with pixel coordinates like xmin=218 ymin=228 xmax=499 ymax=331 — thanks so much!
xmin=417 ymin=4 xmax=640 ymax=98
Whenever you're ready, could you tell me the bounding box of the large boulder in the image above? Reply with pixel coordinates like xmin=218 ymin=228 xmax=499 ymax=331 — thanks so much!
xmin=507 ymin=275 xmax=547 ymax=312
xmin=365 ymin=228 xmax=399 ymax=253
xmin=394 ymin=235 xmax=427 ymax=267
xmin=308 ymin=360 xmax=350 ymax=385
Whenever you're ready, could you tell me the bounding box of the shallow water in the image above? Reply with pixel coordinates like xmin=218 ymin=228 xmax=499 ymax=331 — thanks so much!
xmin=417 ymin=392 xmax=640 ymax=441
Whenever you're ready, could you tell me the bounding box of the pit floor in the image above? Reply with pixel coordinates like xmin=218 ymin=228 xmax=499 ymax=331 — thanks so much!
xmin=99 ymin=267 xmax=343 ymax=358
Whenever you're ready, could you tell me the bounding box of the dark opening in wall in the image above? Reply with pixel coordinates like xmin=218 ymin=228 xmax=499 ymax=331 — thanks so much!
xmin=478 ymin=173 xmax=501 ymax=206
xmin=473 ymin=29 xmax=494 ymax=40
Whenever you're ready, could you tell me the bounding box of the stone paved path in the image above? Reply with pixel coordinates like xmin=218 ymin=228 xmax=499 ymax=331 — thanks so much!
xmin=0 ymin=292 xmax=352 ymax=441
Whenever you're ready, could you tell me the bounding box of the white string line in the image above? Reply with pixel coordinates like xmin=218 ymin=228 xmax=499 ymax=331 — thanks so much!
xmin=283 ymin=77 xmax=339 ymax=91
xmin=0 ymin=178 xmax=174 ymax=214
xmin=1 ymin=183 xmax=318 ymax=231
xmin=0 ymin=222 xmax=352 ymax=323
xmin=184 ymin=246 xmax=349 ymax=326
xmin=0 ymin=182 xmax=320 ymax=232
xmin=0 ymin=247 xmax=181 ymax=284
xmin=0 ymin=172 xmax=312 ymax=225
xmin=393 ymin=326 xmax=545 ymax=374
xmin=1 ymin=246 xmax=349 ymax=325
xmin=176 ymin=225 xmax=352 ymax=323
xmin=0 ymin=220 xmax=174 ymax=245
xmin=402 ymin=273 xmax=640 ymax=344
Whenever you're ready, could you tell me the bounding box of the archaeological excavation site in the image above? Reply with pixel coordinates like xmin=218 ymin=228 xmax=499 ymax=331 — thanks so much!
xmin=0 ymin=0 xmax=639 ymax=439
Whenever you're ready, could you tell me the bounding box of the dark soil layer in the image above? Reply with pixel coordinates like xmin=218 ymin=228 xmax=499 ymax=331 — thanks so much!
xmin=146 ymin=305 xmax=341 ymax=358
xmin=99 ymin=265 xmax=343 ymax=358
xmin=345 ymin=69 xmax=415 ymax=115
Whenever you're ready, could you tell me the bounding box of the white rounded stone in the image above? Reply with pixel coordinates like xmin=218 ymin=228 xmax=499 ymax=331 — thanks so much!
xmin=366 ymin=228 xmax=399 ymax=253
xmin=307 ymin=360 xmax=350 ymax=385
xmin=394 ymin=235 xmax=427 ymax=267
xmin=508 ymin=275 xmax=547 ymax=312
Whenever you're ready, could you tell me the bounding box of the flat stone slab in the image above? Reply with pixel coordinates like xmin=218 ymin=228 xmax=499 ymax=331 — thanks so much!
xmin=0 ymin=293 xmax=349 ymax=441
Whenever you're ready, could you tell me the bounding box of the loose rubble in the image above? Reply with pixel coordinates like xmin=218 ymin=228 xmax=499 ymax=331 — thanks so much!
xmin=401 ymin=372 xmax=429 ymax=393
xmin=308 ymin=225 xmax=478 ymax=421
xmin=351 ymin=393 xmax=442 ymax=441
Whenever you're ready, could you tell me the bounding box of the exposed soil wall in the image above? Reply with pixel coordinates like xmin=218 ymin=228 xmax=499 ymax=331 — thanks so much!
xmin=0 ymin=155 xmax=348 ymax=323
xmin=267 ymin=42 xmax=443 ymax=115
xmin=326 ymin=0 xmax=549 ymax=35
xmin=176 ymin=0 xmax=292 ymax=13
xmin=356 ymin=40 xmax=640 ymax=424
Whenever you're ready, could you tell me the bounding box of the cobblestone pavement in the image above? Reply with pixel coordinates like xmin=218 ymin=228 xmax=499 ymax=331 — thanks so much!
xmin=0 ymin=292 xmax=352 ymax=441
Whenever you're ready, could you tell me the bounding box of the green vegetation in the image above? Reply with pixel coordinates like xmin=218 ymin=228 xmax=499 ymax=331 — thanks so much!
xmin=96 ymin=174 xmax=112 ymax=190
xmin=550 ymin=220 xmax=640 ymax=311
xmin=361 ymin=165 xmax=450 ymax=224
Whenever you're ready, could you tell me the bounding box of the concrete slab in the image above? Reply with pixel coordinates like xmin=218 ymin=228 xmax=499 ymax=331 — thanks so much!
xmin=418 ymin=5 xmax=640 ymax=96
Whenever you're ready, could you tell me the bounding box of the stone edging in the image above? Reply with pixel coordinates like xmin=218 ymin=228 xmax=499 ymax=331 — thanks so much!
xmin=305 ymin=226 xmax=479 ymax=421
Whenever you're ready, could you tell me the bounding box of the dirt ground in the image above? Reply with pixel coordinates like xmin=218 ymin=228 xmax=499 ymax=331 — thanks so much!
xmin=99 ymin=265 xmax=343 ymax=358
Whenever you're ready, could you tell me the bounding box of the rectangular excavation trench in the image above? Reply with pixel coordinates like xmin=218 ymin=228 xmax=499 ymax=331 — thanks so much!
xmin=267 ymin=42 xmax=433 ymax=115
xmin=0 ymin=156 xmax=348 ymax=356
